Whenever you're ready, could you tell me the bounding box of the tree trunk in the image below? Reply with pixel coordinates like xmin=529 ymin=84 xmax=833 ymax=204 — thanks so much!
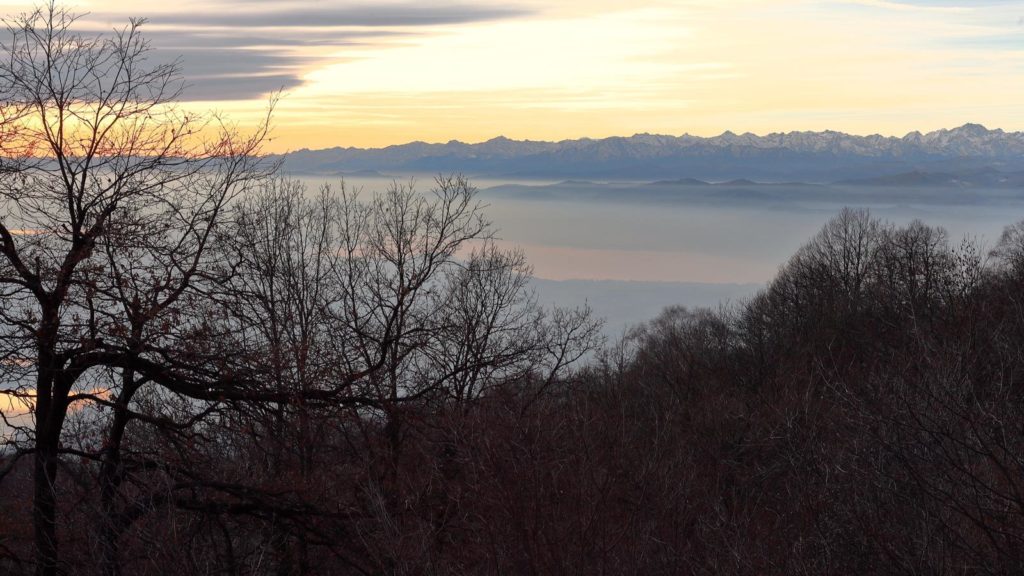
xmin=98 ymin=460 xmax=123 ymax=576
xmin=33 ymin=438 xmax=59 ymax=576
xmin=98 ymin=387 xmax=133 ymax=576
xmin=33 ymin=328 xmax=63 ymax=576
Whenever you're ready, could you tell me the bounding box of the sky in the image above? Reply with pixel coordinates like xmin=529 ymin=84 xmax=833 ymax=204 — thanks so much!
xmin=2 ymin=0 xmax=1022 ymax=152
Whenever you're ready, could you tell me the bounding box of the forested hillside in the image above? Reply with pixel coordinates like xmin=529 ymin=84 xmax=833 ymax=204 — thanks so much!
xmin=2 ymin=5 xmax=1024 ymax=575
xmin=6 ymin=199 xmax=1024 ymax=574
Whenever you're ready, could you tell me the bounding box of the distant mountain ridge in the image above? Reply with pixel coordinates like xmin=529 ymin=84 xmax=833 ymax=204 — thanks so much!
xmin=277 ymin=124 xmax=1024 ymax=183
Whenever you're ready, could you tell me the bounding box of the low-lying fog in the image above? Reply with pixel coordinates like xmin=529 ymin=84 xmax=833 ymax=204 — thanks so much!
xmin=294 ymin=174 xmax=1024 ymax=335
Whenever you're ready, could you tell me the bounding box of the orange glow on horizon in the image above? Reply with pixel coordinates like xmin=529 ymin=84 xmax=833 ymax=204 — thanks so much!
xmin=0 ymin=1 xmax=1018 ymax=151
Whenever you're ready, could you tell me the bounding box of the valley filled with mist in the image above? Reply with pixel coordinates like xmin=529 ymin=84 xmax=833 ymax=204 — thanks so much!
xmin=290 ymin=168 xmax=1024 ymax=336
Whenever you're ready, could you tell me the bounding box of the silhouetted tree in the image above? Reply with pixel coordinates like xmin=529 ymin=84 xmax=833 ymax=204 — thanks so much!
xmin=0 ymin=4 xmax=272 ymax=574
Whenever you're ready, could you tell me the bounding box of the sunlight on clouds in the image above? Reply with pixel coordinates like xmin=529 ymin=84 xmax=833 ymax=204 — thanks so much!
xmin=839 ymin=0 xmax=971 ymax=13
xmin=302 ymin=8 xmax=700 ymax=95
xmin=50 ymin=0 xmax=1024 ymax=149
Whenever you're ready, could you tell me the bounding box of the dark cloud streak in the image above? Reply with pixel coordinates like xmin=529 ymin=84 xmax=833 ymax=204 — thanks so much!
xmin=151 ymin=4 xmax=532 ymax=28
xmin=181 ymin=73 xmax=305 ymax=101
xmin=140 ymin=28 xmax=408 ymax=49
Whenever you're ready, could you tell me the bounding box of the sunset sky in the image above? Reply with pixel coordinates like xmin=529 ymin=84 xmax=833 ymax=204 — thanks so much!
xmin=6 ymin=0 xmax=1022 ymax=152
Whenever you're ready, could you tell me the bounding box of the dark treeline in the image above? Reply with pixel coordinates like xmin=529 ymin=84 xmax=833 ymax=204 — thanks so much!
xmin=582 ymin=209 xmax=1024 ymax=574
xmin=0 ymin=172 xmax=603 ymax=576
xmin=3 ymin=4 xmax=1024 ymax=576
xmin=8 ymin=199 xmax=1024 ymax=574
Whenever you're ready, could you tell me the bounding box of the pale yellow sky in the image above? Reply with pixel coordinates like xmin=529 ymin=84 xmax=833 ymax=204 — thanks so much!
xmin=5 ymin=0 xmax=1023 ymax=151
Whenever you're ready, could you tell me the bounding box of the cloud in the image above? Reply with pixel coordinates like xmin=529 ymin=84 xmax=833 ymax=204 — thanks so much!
xmin=77 ymin=3 xmax=533 ymax=101
xmin=100 ymin=30 xmax=320 ymax=101
xmin=151 ymin=3 xmax=532 ymax=28
xmin=182 ymin=72 xmax=305 ymax=101
xmin=838 ymin=0 xmax=970 ymax=12
xmin=139 ymin=29 xmax=400 ymax=49
xmin=843 ymin=0 xmax=1020 ymax=8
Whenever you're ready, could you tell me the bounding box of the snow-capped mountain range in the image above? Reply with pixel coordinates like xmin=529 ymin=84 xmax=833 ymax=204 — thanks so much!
xmin=277 ymin=124 xmax=1024 ymax=183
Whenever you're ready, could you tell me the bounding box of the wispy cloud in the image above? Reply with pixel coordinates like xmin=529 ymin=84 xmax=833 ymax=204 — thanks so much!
xmin=839 ymin=0 xmax=971 ymax=12
xmin=67 ymin=2 xmax=534 ymax=101
xmin=150 ymin=3 xmax=532 ymax=28
xmin=12 ymin=0 xmax=1022 ymax=148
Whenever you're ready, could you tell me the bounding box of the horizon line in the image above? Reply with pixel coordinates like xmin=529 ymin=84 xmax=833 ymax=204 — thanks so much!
xmin=279 ymin=122 xmax=1009 ymax=153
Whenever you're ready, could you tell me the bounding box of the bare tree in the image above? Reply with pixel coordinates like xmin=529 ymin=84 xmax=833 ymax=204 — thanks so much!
xmin=0 ymin=5 xmax=273 ymax=575
xmin=188 ymin=176 xmax=601 ymax=574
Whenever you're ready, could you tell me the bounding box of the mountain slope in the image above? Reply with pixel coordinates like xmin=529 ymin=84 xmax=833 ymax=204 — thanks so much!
xmin=278 ymin=124 xmax=1024 ymax=182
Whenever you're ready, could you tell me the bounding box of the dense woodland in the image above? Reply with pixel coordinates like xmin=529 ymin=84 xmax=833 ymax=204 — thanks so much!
xmin=2 ymin=4 xmax=1024 ymax=576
